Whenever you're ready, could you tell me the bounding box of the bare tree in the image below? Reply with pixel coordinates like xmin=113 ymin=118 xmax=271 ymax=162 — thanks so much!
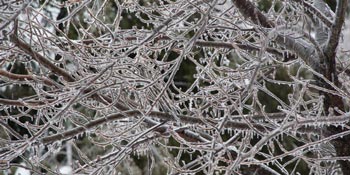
xmin=0 ymin=0 xmax=349 ymax=174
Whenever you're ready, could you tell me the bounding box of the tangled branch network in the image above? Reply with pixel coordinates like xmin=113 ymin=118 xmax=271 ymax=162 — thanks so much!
xmin=0 ymin=0 xmax=350 ymax=174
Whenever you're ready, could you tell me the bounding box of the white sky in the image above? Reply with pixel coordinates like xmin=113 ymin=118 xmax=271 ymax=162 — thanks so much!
xmin=340 ymin=16 xmax=350 ymax=52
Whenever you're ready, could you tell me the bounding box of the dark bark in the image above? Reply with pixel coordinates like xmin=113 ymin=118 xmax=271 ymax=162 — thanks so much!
xmin=322 ymin=0 xmax=349 ymax=173
xmin=231 ymin=0 xmax=350 ymax=173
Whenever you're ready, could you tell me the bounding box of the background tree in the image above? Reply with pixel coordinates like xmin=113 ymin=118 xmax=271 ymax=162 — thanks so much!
xmin=0 ymin=0 xmax=350 ymax=174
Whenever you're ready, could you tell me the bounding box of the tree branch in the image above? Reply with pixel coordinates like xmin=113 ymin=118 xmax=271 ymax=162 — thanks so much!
xmin=40 ymin=110 xmax=268 ymax=144
xmin=10 ymin=34 xmax=75 ymax=82
xmin=0 ymin=70 xmax=61 ymax=88
xmin=41 ymin=110 xmax=350 ymax=145
xmin=325 ymin=0 xmax=348 ymax=62
xmin=231 ymin=0 xmax=320 ymax=68
xmin=296 ymin=0 xmax=333 ymax=28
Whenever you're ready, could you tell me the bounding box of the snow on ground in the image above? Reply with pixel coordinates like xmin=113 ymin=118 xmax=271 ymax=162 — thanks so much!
xmin=59 ymin=165 xmax=73 ymax=175
xmin=14 ymin=163 xmax=30 ymax=175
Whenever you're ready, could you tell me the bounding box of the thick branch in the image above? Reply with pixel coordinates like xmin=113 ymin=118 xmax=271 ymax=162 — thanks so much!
xmin=325 ymin=0 xmax=348 ymax=63
xmin=232 ymin=0 xmax=274 ymax=28
xmin=41 ymin=110 xmax=350 ymax=144
xmin=231 ymin=0 xmax=320 ymax=68
xmin=40 ymin=110 xmax=268 ymax=144
xmin=296 ymin=0 xmax=333 ymax=28
xmin=0 ymin=70 xmax=61 ymax=88
xmin=0 ymin=98 xmax=50 ymax=106
xmin=321 ymin=1 xmax=349 ymax=173
xmin=10 ymin=35 xmax=75 ymax=82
